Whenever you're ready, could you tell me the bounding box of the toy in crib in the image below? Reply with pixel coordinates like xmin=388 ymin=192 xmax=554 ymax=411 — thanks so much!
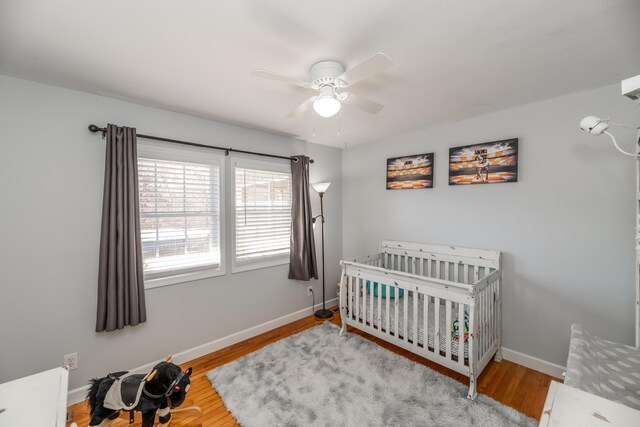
xmin=86 ymin=355 xmax=202 ymax=427
xmin=452 ymin=315 xmax=470 ymax=342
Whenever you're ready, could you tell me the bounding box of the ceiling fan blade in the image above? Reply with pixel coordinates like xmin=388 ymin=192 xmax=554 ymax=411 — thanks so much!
xmin=342 ymin=93 xmax=384 ymax=114
xmin=336 ymin=52 xmax=393 ymax=87
xmin=252 ymin=70 xmax=312 ymax=88
xmin=288 ymin=96 xmax=317 ymax=118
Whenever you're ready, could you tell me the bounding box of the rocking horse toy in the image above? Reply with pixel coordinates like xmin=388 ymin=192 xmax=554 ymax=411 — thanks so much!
xmin=86 ymin=355 xmax=201 ymax=426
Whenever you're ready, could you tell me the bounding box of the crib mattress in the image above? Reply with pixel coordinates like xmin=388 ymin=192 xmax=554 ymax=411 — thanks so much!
xmin=353 ymin=293 xmax=469 ymax=359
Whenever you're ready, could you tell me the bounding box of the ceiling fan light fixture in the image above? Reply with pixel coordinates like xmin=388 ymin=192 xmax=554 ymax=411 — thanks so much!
xmin=313 ymin=95 xmax=341 ymax=118
xmin=253 ymin=52 xmax=393 ymax=119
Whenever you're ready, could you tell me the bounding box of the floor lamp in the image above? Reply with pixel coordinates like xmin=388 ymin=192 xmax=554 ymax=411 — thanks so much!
xmin=312 ymin=182 xmax=333 ymax=319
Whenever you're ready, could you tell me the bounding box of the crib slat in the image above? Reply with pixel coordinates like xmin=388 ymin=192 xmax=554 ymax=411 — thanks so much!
xmin=348 ymin=276 xmax=353 ymax=320
xmin=436 ymin=260 xmax=441 ymax=280
xmin=378 ymin=282 xmax=382 ymax=331
xmin=480 ymin=287 xmax=485 ymax=357
xmin=493 ymin=281 xmax=497 ymax=345
xmin=403 ymin=289 xmax=409 ymax=341
xmin=486 ymin=286 xmax=491 ymax=354
xmin=477 ymin=288 xmax=482 ymax=358
xmin=492 ymin=281 xmax=497 ymax=346
xmin=362 ymin=278 xmax=367 ymax=326
xmin=445 ymin=262 xmax=450 ymax=281
xmin=434 ymin=297 xmax=440 ymax=355
xmin=458 ymin=302 xmax=466 ymax=368
xmin=445 ymin=300 xmax=452 ymax=360
xmin=355 ymin=278 xmax=360 ymax=324
xmin=493 ymin=281 xmax=497 ymax=344
xmin=386 ymin=284 xmax=391 ymax=334
xmin=464 ymin=265 xmax=469 ymax=284
xmin=413 ymin=290 xmax=419 ymax=348
xmin=394 ymin=292 xmax=400 ymax=340
xmin=483 ymin=286 xmax=491 ymax=356
xmin=483 ymin=287 xmax=488 ymax=356
xmin=424 ymin=293 xmax=429 ymax=352
xmin=454 ymin=262 xmax=459 ymax=283
xmin=487 ymin=282 xmax=493 ymax=348
xmin=484 ymin=286 xmax=492 ymax=353
xmin=480 ymin=293 xmax=484 ymax=361
xmin=484 ymin=287 xmax=489 ymax=355
xmin=370 ymin=278 xmax=374 ymax=326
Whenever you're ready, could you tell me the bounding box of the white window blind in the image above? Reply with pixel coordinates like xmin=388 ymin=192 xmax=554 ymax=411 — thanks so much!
xmin=234 ymin=165 xmax=292 ymax=268
xmin=138 ymin=153 xmax=222 ymax=280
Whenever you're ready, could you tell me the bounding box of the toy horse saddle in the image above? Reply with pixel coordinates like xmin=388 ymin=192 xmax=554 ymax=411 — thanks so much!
xmin=103 ymin=371 xmax=148 ymax=411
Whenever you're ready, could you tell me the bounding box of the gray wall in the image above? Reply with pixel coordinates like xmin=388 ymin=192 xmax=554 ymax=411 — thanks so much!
xmin=0 ymin=74 xmax=342 ymax=389
xmin=342 ymin=83 xmax=639 ymax=366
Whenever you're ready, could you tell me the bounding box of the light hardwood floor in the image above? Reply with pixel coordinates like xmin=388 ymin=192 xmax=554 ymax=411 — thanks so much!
xmin=67 ymin=308 xmax=557 ymax=426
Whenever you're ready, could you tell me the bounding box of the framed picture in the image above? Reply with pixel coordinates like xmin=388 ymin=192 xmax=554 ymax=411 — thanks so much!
xmin=448 ymin=138 xmax=518 ymax=185
xmin=386 ymin=153 xmax=434 ymax=190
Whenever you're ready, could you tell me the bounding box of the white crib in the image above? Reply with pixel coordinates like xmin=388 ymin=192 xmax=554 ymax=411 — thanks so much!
xmin=338 ymin=240 xmax=502 ymax=399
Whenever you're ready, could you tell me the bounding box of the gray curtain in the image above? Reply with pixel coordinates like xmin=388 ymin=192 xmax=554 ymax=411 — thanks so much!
xmin=288 ymin=155 xmax=319 ymax=280
xmin=96 ymin=124 xmax=146 ymax=332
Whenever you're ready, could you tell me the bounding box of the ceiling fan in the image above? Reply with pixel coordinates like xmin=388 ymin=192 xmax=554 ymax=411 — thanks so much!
xmin=252 ymin=52 xmax=393 ymax=118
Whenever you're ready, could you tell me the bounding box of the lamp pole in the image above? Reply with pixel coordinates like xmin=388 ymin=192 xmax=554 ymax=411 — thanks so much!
xmin=315 ymin=190 xmax=332 ymax=319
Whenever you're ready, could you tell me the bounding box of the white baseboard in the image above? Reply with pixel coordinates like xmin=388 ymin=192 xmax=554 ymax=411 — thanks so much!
xmin=68 ymin=302 xmax=564 ymax=406
xmin=67 ymin=298 xmax=338 ymax=405
xmin=502 ymin=347 xmax=565 ymax=379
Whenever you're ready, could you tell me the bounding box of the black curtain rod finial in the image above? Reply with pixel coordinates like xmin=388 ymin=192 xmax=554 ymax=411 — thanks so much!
xmin=89 ymin=124 xmax=107 ymax=133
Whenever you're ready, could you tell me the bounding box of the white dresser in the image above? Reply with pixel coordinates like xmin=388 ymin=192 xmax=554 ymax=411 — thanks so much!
xmin=540 ymin=381 xmax=640 ymax=426
xmin=0 ymin=367 xmax=72 ymax=426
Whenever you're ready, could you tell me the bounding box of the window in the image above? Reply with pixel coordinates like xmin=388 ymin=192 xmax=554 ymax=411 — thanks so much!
xmin=137 ymin=142 xmax=225 ymax=288
xmin=233 ymin=159 xmax=292 ymax=272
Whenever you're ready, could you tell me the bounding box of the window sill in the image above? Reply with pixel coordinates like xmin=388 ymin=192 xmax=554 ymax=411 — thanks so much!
xmin=144 ymin=267 xmax=226 ymax=289
xmin=232 ymin=256 xmax=289 ymax=274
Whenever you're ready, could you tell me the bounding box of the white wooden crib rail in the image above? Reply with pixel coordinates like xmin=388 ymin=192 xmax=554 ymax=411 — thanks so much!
xmin=339 ymin=241 xmax=502 ymax=400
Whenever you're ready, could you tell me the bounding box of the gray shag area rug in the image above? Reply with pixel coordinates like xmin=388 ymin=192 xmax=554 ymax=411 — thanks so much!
xmin=207 ymin=322 xmax=535 ymax=427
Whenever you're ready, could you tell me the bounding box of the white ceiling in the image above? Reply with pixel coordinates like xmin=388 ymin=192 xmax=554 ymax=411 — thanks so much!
xmin=1 ymin=0 xmax=639 ymax=148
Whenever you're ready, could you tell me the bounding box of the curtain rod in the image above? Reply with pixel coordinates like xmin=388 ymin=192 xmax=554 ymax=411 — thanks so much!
xmin=87 ymin=124 xmax=313 ymax=163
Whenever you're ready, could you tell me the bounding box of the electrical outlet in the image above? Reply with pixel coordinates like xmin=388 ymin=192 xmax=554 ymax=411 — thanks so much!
xmin=307 ymin=286 xmax=313 ymax=297
xmin=64 ymin=352 xmax=78 ymax=370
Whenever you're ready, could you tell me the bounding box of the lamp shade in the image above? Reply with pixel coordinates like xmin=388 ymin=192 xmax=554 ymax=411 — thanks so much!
xmin=313 ymin=96 xmax=341 ymax=118
xmin=312 ymin=182 xmax=331 ymax=193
